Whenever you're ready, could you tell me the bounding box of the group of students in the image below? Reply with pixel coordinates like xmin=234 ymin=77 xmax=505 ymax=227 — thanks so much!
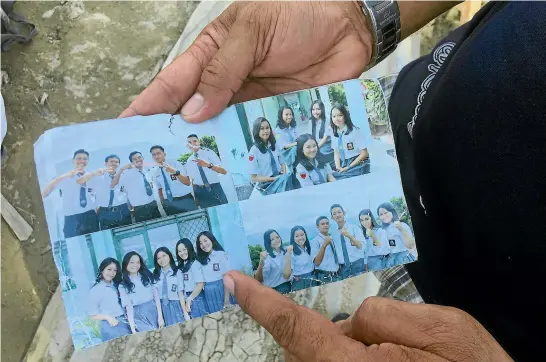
xmin=255 ymin=202 xmax=417 ymax=293
xmin=247 ymin=100 xmax=371 ymax=195
xmin=41 ymin=134 xmax=229 ymax=239
xmin=88 ymin=231 xmax=233 ymax=342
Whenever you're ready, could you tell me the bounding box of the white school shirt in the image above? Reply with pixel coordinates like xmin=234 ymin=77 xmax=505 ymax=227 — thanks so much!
xmin=119 ymin=273 xmax=157 ymax=307
xmin=248 ymin=144 xmax=284 ymax=177
xmin=181 ymin=260 xmax=205 ymax=293
xmin=88 ymin=281 xmax=124 ymax=317
xmin=185 ymin=148 xmax=222 ymax=186
xmin=384 ymin=222 xmax=413 ymax=254
xmin=87 ymin=173 xmax=128 ymax=208
xmin=156 ymin=268 xmax=184 ymax=301
xmin=274 ymin=126 xmax=298 ymax=150
xmin=262 ymin=251 xmax=292 ymax=288
xmin=201 ymin=250 xmax=230 ymax=283
xmin=55 ymin=173 xmax=95 ymax=216
xmin=295 ymin=160 xmax=333 ymax=186
xmin=311 ymin=234 xmax=339 ymax=272
xmin=331 ymin=126 xmax=367 ymax=161
xmin=366 ymin=228 xmax=392 ymax=257
xmin=152 ymin=160 xmax=193 ymax=198
xmin=118 ymin=167 xmax=156 ymax=207
xmin=307 ymin=120 xmax=334 ymax=144
xmin=291 ymin=247 xmax=315 ymax=276
xmin=330 ymin=222 xmax=365 ymax=263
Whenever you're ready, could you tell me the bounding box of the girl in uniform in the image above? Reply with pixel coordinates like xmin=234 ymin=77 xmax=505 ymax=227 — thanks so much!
xmin=358 ymin=209 xmax=391 ymax=271
xmin=275 ymin=106 xmax=299 ymax=167
xmin=377 ymin=202 xmax=417 ymax=266
xmin=255 ymin=229 xmax=293 ymax=294
xmin=289 ymin=226 xmax=316 ymax=291
xmin=195 ymin=231 xmax=234 ymax=314
xmin=176 ymin=238 xmax=208 ymax=318
xmin=248 ymin=117 xmax=289 ymax=196
xmin=307 ymin=100 xmax=335 ymax=167
xmin=119 ymin=251 xmax=164 ymax=333
xmin=89 ymin=257 xmax=131 ymax=342
xmin=330 ymin=103 xmax=370 ymax=179
xmin=293 ymin=134 xmax=336 ymax=188
xmin=152 ymin=247 xmax=189 ymax=326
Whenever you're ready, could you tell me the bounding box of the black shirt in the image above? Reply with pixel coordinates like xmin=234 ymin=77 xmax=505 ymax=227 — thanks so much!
xmin=389 ymin=2 xmax=546 ymax=361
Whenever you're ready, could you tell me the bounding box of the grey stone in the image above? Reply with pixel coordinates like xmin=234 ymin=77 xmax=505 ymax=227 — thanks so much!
xmin=232 ymin=343 xmax=248 ymax=362
xmin=188 ymin=326 xmax=206 ymax=356
xmin=203 ymin=317 xmax=218 ymax=330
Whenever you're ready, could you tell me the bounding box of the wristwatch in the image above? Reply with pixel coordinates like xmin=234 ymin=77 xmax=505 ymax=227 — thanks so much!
xmin=358 ymin=0 xmax=401 ymax=70
xmin=173 ymin=170 xmax=181 ymax=177
xmin=207 ymin=163 xmax=214 ymax=169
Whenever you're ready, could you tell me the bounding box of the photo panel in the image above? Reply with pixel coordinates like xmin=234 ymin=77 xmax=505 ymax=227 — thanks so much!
xmin=52 ymin=188 xmax=251 ymax=350
xmin=34 ymin=114 xmax=240 ymax=242
xmin=239 ymin=174 xmax=417 ymax=295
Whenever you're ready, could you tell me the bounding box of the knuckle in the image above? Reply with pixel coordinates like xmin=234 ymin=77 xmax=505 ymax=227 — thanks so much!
xmin=266 ymin=305 xmax=301 ymax=349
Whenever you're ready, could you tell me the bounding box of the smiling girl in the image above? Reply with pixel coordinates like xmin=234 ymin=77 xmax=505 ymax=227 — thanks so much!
xmin=289 ymin=226 xmax=316 ymax=291
xmin=89 ymin=257 xmax=131 ymax=342
xmin=307 ymin=100 xmax=335 ymax=167
xmin=176 ymin=238 xmax=208 ymax=318
xmin=293 ymin=134 xmax=336 ymax=187
xmin=152 ymin=247 xmax=190 ymax=326
xmin=359 ymin=209 xmax=391 ymax=271
xmin=330 ymin=103 xmax=370 ymax=179
xmin=119 ymin=251 xmax=164 ymax=333
xmin=275 ymin=106 xmax=299 ymax=167
xmin=377 ymin=202 xmax=417 ymax=266
xmin=255 ymin=229 xmax=293 ymax=294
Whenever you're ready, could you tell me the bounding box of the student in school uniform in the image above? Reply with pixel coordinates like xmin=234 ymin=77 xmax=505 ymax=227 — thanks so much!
xmin=184 ymin=134 xmax=229 ymax=209
xmin=195 ymin=231 xmax=234 ymax=314
xmin=176 ymin=238 xmax=208 ymax=318
xmin=255 ymin=229 xmax=293 ymax=294
xmin=311 ymin=216 xmax=341 ymax=285
xmin=377 ymin=202 xmax=417 ymax=266
xmin=330 ymin=203 xmax=365 ymax=278
xmin=149 ymin=145 xmax=197 ymax=215
xmin=152 ymin=247 xmax=190 ymax=326
xmin=359 ymin=209 xmax=391 ymax=271
xmin=307 ymin=100 xmax=335 ymax=168
xmin=88 ymin=257 xmax=131 ymax=342
xmin=119 ymin=251 xmax=164 ymax=333
xmin=41 ymin=149 xmax=100 ymax=238
xmin=112 ymin=151 xmax=161 ymax=223
xmin=289 ymin=225 xmax=316 ymax=292
xmin=293 ymin=134 xmax=336 ymax=188
xmin=330 ymin=103 xmax=371 ymax=180
xmin=248 ymin=117 xmax=290 ymax=196
xmin=79 ymin=155 xmax=132 ymax=231
xmin=274 ymin=106 xmax=299 ymax=167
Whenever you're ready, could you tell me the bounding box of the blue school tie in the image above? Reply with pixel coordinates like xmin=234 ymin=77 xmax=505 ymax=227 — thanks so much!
xmin=77 ymin=174 xmax=87 ymax=208
xmin=195 ymin=153 xmax=212 ymax=191
xmin=267 ymin=147 xmax=279 ymax=176
xmin=312 ymin=162 xmax=326 ymax=184
xmin=287 ymin=128 xmax=295 ymax=143
xmin=327 ymin=235 xmax=340 ymax=264
xmin=162 ymin=272 xmax=168 ymax=300
xmin=337 ymin=131 xmax=346 ymax=167
xmin=339 ymin=232 xmax=351 ymax=266
xmin=139 ymin=170 xmax=153 ymax=196
xmin=108 ymin=175 xmax=115 ymax=207
xmin=160 ymin=167 xmax=173 ymax=201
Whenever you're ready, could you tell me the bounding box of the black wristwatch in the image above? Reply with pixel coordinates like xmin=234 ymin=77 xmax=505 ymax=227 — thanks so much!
xmin=173 ymin=170 xmax=181 ymax=176
xmin=207 ymin=163 xmax=214 ymax=169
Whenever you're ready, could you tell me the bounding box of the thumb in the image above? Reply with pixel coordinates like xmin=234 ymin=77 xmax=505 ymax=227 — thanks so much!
xmin=180 ymin=19 xmax=259 ymax=123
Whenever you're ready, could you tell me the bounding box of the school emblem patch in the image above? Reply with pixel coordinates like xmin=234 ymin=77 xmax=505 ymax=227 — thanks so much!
xmin=171 ymin=284 xmax=177 ymax=292
xmin=346 ymin=142 xmax=354 ymax=151
xmin=170 ymin=174 xmax=177 ymax=181
xmin=389 ymin=239 xmax=396 ymax=247
xmin=87 ymin=188 xmax=93 ymax=193
xmin=183 ymin=273 xmax=189 ymax=281
xmin=300 ymin=172 xmax=307 ymax=179
xmin=249 ymin=155 xmax=255 ymax=162
xmin=213 ymin=263 xmax=220 ymax=271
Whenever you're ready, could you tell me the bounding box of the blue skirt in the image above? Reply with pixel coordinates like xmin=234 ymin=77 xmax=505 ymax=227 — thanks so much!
xmin=133 ymin=299 xmax=159 ymax=332
xmin=256 ymin=173 xmax=295 ymax=196
xmin=161 ymin=299 xmax=185 ymax=326
xmin=332 ymin=157 xmax=371 ymax=180
xmin=186 ymin=291 xmax=208 ymax=319
xmin=291 ymin=272 xmax=316 ymax=292
xmin=280 ymin=147 xmax=297 ymax=168
xmin=273 ymin=281 xmax=292 ymax=294
xmin=100 ymin=315 xmax=131 ymax=342
xmin=367 ymin=255 xmax=389 ymax=271
xmin=204 ymin=279 xmax=236 ymax=314
xmin=388 ymin=250 xmax=416 ymax=267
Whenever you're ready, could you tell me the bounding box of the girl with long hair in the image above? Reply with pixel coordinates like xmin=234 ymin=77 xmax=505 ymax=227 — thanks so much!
xmin=152 ymin=247 xmax=190 ymax=326
xmin=359 ymin=209 xmax=391 ymax=271
xmin=307 ymin=100 xmax=335 ymax=167
xmin=293 ymin=134 xmax=336 ymax=188
xmin=88 ymin=257 xmax=131 ymax=341
xmin=377 ymin=202 xmax=417 ymax=266
xmin=255 ymin=229 xmax=293 ymax=294
xmin=176 ymin=238 xmax=208 ymax=318
xmin=330 ymin=103 xmax=370 ymax=179
xmin=275 ymin=106 xmax=299 ymax=167
xmin=289 ymin=226 xmax=315 ymax=291
xmin=119 ymin=251 xmax=164 ymax=333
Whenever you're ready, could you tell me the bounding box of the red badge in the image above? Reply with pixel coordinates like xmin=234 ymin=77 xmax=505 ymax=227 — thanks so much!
xmin=249 ymin=155 xmax=255 ymax=161
xmin=300 ymin=172 xmax=307 ymax=179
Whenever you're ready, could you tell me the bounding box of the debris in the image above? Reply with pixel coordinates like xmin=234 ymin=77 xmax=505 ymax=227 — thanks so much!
xmin=41 ymin=245 xmax=52 ymax=255
xmin=1 ymin=70 xmax=9 ymax=85
xmin=0 ymin=193 xmax=33 ymax=241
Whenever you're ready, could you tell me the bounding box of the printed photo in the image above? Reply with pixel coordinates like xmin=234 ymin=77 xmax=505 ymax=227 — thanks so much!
xmin=239 ymin=175 xmax=417 ymax=294
xmin=54 ymin=202 xmax=251 ymax=350
xmin=361 ymin=78 xmax=393 ymax=142
xmin=217 ymin=80 xmax=375 ymax=200
xmin=35 ymin=114 xmax=239 ymax=241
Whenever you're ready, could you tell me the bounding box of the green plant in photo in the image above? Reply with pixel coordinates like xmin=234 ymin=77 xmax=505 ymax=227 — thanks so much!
xmin=390 ymin=196 xmax=412 ymax=228
xmin=178 ymin=135 xmax=220 ymax=164
xmin=363 ymin=79 xmax=389 ymax=128
xmin=327 ymin=84 xmax=348 ymax=107
xmin=248 ymin=244 xmax=265 ymax=271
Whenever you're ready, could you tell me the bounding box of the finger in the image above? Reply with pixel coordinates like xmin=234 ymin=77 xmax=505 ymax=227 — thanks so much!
xmin=223 ymin=271 xmax=366 ymax=361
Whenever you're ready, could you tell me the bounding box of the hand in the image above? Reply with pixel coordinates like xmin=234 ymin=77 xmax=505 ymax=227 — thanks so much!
xmin=94 ymin=167 xmax=114 ymax=176
xmin=337 ymin=166 xmax=349 ymax=173
xmin=193 ymin=158 xmax=211 ymax=168
xmin=158 ymin=316 xmax=165 ymax=329
xmin=365 ymin=228 xmax=373 ymax=237
xmin=286 ymin=245 xmax=294 ymax=254
xmin=259 ymin=251 xmax=268 ymax=263
xmin=63 ymin=168 xmax=84 ymax=178
xmin=122 ymin=163 xmax=134 ymax=171
xmin=323 ymin=235 xmax=332 ymax=246
xmin=106 ymin=316 xmax=119 ymax=327
xmin=161 ymin=162 xmax=177 ymax=174
xmin=222 ymin=271 xmax=512 ymax=362
xmin=185 ymin=298 xmax=193 ymax=313
xmin=119 ymin=1 xmax=371 ymax=123
xmin=340 ymin=228 xmax=351 ymax=238
xmin=394 ymin=221 xmax=403 ymax=231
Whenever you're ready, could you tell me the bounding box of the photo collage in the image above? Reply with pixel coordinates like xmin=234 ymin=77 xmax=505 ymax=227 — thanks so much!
xmin=34 ymin=78 xmax=417 ymax=350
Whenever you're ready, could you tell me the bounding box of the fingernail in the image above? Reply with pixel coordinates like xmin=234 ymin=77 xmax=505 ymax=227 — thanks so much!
xmin=223 ymin=274 xmax=235 ymax=295
xmin=181 ymin=93 xmax=204 ymax=116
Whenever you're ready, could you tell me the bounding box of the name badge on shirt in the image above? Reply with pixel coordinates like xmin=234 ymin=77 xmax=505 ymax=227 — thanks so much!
xmin=171 ymin=284 xmax=177 ymax=292
xmin=183 ymin=273 xmax=189 ymax=281
xmin=213 ymin=263 xmax=220 ymax=271
xmin=346 ymin=142 xmax=354 ymax=151
xmin=170 ymin=174 xmax=177 ymax=181
xmin=88 ymin=188 xmax=93 ymax=193
xmin=389 ymin=239 xmax=396 ymax=247
xmin=120 ymin=186 xmax=125 ymax=192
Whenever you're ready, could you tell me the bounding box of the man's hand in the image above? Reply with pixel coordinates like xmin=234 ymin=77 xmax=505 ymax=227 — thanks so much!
xmin=62 ymin=169 xmax=84 ymax=178
xmin=161 ymin=163 xmax=178 ymax=174
xmin=121 ymin=164 xmax=134 ymax=171
xmin=323 ymin=235 xmax=332 ymax=246
xmin=223 ymin=271 xmax=513 ymax=362
xmin=193 ymin=158 xmax=211 ymax=168
xmin=119 ymin=1 xmax=371 ymax=123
